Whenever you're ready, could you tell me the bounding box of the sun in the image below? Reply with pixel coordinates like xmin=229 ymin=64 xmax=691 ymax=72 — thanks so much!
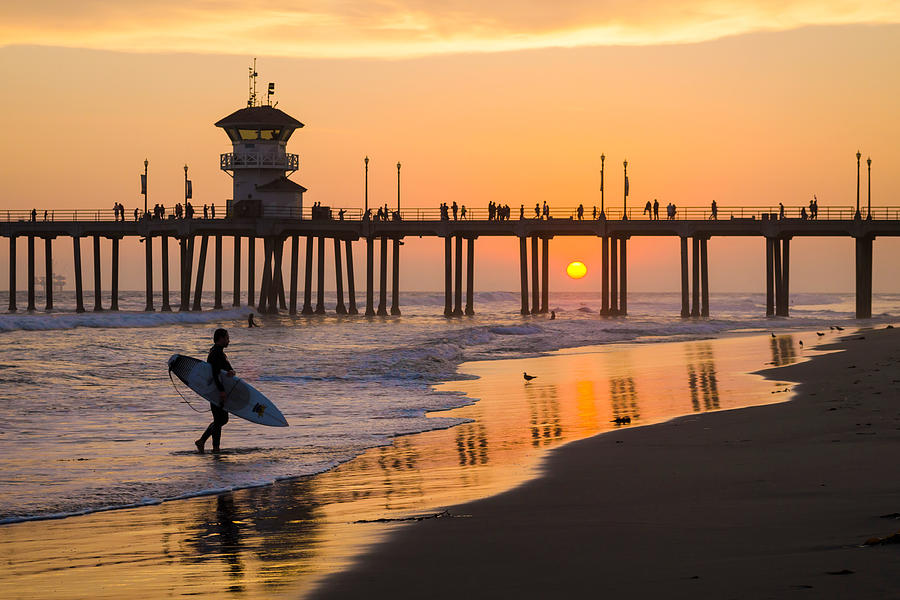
xmin=566 ymin=261 xmax=587 ymax=279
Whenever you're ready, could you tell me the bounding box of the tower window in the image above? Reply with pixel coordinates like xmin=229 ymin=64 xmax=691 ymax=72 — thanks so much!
xmin=238 ymin=129 xmax=259 ymax=140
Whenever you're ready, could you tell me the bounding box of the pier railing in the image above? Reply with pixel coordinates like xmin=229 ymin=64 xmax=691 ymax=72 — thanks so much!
xmin=3 ymin=205 xmax=899 ymax=223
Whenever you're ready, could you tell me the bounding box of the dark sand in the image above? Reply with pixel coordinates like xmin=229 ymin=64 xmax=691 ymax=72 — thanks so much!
xmin=310 ymin=329 xmax=900 ymax=599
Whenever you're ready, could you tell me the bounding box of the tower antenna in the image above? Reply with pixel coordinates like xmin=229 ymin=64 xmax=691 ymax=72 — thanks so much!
xmin=248 ymin=58 xmax=258 ymax=107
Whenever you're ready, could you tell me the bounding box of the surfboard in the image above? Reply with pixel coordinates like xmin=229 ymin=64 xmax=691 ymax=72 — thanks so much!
xmin=167 ymin=354 xmax=289 ymax=427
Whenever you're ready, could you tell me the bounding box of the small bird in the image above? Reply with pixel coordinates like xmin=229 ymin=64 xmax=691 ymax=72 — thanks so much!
xmin=611 ymin=416 xmax=631 ymax=425
xmin=816 ymin=332 xmax=825 ymax=337
xmin=523 ymin=372 xmax=537 ymax=381
xmin=771 ymin=332 xmax=776 ymax=338
xmin=835 ymin=326 xmax=844 ymax=331
xmin=799 ymin=340 xmax=804 ymax=347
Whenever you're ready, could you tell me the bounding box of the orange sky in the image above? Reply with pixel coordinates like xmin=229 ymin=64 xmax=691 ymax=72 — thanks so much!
xmin=1 ymin=6 xmax=899 ymax=294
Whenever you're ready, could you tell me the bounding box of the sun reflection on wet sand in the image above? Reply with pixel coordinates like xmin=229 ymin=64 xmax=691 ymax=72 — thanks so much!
xmin=0 ymin=332 xmax=813 ymax=599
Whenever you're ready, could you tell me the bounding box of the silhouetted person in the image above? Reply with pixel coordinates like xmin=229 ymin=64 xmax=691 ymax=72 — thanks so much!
xmin=643 ymin=200 xmax=652 ymax=217
xmin=801 ymin=207 xmax=807 ymax=220
xmin=653 ymin=198 xmax=659 ymax=220
xmin=211 ymin=205 xmax=215 ymax=219
xmin=812 ymin=196 xmax=818 ymax=219
xmin=779 ymin=203 xmax=785 ymax=220
xmin=31 ymin=208 xmax=36 ymax=222
xmin=550 ymin=310 xmax=556 ymax=320
xmin=577 ymin=204 xmax=584 ymax=220
xmin=203 ymin=204 xmax=208 ymax=219
xmin=592 ymin=206 xmax=597 ymax=220
xmin=520 ymin=205 xmax=525 ymax=219
xmin=134 ymin=208 xmax=139 ymax=221
xmin=196 ymin=328 xmax=234 ymax=453
xmin=248 ymin=313 xmax=258 ymax=327
xmin=710 ymin=199 xmax=717 ymax=220
xmin=452 ymin=201 xmax=458 ymax=220
xmin=534 ymin=203 xmax=540 ymax=219
xmin=460 ymin=205 xmax=467 ymax=219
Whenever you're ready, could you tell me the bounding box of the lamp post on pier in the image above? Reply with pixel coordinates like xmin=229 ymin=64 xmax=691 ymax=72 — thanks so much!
xmin=867 ymin=156 xmax=872 ymax=220
xmin=184 ymin=164 xmax=189 ymax=205
xmin=143 ymin=158 xmax=149 ymax=217
xmin=855 ymin=150 xmax=861 ymax=220
xmin=364 ymin=156 xmax=369 ymax=215
xmin=396 ymin=162 xmax=401 ymax=215
xmin=600 ymin=154 xmax=605 ymax=219
xmin=623 ymin=159 xmax=628 ymax=220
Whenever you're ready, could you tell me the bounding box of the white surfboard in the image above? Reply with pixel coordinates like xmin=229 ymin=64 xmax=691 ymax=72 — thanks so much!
xmin=168 ymin=354 xmax=289 ymax=427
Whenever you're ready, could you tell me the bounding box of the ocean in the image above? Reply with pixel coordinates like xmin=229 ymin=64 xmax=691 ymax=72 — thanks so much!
xmin=1 ymin=290 xmax=897 ymax=524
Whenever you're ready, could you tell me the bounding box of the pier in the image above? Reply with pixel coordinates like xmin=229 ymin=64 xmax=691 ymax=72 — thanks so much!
xmin=3 ymin=206 xmax=899 ymax=319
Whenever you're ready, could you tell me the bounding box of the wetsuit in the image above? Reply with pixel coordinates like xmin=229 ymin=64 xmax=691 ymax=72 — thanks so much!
xmin=198 ymin=344 xmax=232 ymax=449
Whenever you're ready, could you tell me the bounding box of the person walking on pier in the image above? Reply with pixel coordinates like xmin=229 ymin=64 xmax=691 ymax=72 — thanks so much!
xmin=779 ymin=203 xmax=785 ymax=220
xmin=710 ymin=200 xmax=718 ymax=220
xmin=643 ymin=200 xmax=652 ymax=217
xmin=534 ymin=203 xmax=540 ymax=219
xmin=653 ymin=199 xmax=659 ymax=220
xmin=211 ymin=205 xmax=215 ymax=219
xmin=461 ymin=205 xmax=467 ymax=220
xmin=577 ymin=204 xmax=584 ymax=220
xmin=134 ymin=208 xmax=139 ymax=221
xmin=203 ymin=204 xmax=208 ymax=219
xmin=452 ymin=201 xmax=459 ymax=220
xmin=812 ymin=195 xmax=818 ymax=219
xmin=542 ymin=201 xmax=549 ymax=220
xmin=195 ymin=328 xmax=234 ymax=454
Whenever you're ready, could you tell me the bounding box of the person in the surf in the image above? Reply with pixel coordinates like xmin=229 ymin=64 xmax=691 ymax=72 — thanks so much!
xmin=195 ymin=328 xmax=234 ymax=453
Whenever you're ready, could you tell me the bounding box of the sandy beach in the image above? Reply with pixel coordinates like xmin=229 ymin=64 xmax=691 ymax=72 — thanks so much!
xmin=2 ymin=328 xmax=897 ymax=598
xmin=310 ymin=328 xmax=900 ymax=599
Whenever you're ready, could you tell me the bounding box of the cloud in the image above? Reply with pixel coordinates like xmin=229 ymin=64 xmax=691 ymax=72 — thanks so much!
xmin=2 ymin=0 xmax=899 ymax=58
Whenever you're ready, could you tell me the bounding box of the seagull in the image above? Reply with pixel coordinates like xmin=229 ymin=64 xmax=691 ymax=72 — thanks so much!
xmin=835 ymin=326 xmax=844 ymax=331
xmin=771 ymin=333 xmax=776 ymax=338
xmin=816 ymin=332 xmax=825 ymax=337
xmin=523 ymin=372 xmax=537 ymax=381
xmin=799 ymin=340 xmax=804 ymax=347
xmin=611 ymin=416 xmax=631 ymax=425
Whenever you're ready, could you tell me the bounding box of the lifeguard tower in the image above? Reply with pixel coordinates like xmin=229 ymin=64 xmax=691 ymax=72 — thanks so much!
xmin=216 ymin=61 xmax=307 ymax=218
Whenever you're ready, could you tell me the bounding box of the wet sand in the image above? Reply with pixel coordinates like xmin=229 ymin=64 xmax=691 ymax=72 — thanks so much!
xmin=310 ymin=327 xmax=900 ymax=599
xmin=0 ymin=330 xmax=866 ymax=598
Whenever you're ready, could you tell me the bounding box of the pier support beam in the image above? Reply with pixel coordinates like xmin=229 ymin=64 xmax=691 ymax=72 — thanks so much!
xmin=519 ymin=237 xmax=529 ymax=315
xmin=232 ymin=236 xmax=241 ymax=307
xmin=444 ymin=237 xmax=453 ymax=316
xmin=111 ymin=237 xmax=119 ymax=311
xmin=691 ymin=236 xmax=700 ymax=317
xmin=7 ymin=237 xmax=16 ymax=312
xmin=303 ymin=236 xmax=314 ymax=314
xmin=601 ymin=236 xmax=609 ymax=315
xmin=465 ymin=237 xmax=475 ymax=316
xmin=272 ymin=238 xmax=284 ymax=312
xmin=453 ymin=235 xmax=463 ymax=316
xmin=316 ymin=236 xmax=326 ymax=314
xmin=44 ymin=237 xmax=53 ymax=310
xmin=377 ymin=237 xmax=388 ymax=316
xmin=289 ymin=235 xmax=299 ymax=315
xmin=765 ymin=238 xmax=774 ymax=317
xmin=619 ymin=237 xmax=627 ymax=316
xmin=541 ymin=237 xmax=549 ymax=314
xmin=531 ymin=236 xmax=539 ymax=314
xmin=772 ymin=237 xmax=783 ymax=317
xmin=700 ymin=236 xmax=709 ymax=317
xmin=365 ymin=237 xmax=375 ymax=316
xmin=780 ymin=238 xmax=790 ymax=317
xmin=214 ymin=235 xmax=223 ymax=309
xmin=142 ymin=235 xmax=152 ymax=311
xmin=855 ymin=235 xmax=874 ymax=319
xmin=92 ymin=235 xmax=101 ymax=312
xmin=28 ymin=236 xmax=36 ymax=311
xmin=610 ymin=236 xmax=618 ymax=315
xmin=179 ymin=238 xmax=192 ymax=311
xmin=161 ymin=235 xmax=171 ymax=311
xmin=192 ymin=235 xmax=208 ymax=311
xmin=247 ymin=237 xmax=255 ymax=308
xmin=391 ymin=238 xmax=401 ymax=316
xmin=257 ymin=238 xmax=273 ymax=314
xmin=680 ymin=237 xmax=689 ymax=318
xmin=72 ymin=237 xmax=84 ymax=313
xmin=345 ymin=240 xmax=358 ymax=315
xmin=334 ymin=238 xmax=347 ymax=314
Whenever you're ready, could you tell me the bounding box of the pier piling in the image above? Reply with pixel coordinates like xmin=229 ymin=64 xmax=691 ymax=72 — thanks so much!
xmin=345 ymin=239 xmax=358 ymax=314
xmin=601 ymin=236 xmax=609 ymax=315
xmin=316 ymin=236 xmax=326 ymax=314
xmin=765 ymin=238 xmax=774 ymax=316
xmin=302 ymin=236 xmax=314 ymax=314
xmin=519 ymin=236 xmax=529 ymax=315
xmin=391 ymin=238 xmax=401 ymax=316
xmin=214 ymin=235 xmax=223 ymax=309
xmin=334 ymin=238 xmax=346 ymax=314
xmin=192 ymin=235 xmax=208 ymax=311
xmin=92 ymin=235 xmax=101 ymax=312
xmin=610 ymin=236 xmax=619 ymax=315
xmin=272 ymin=238 xmax=285 ymax=312
xmin=161 ymin=235 xmax=171 ymax=311
xmin=531 ymin=236 xmax=539 ymax=314
xmin=540 ymin=237 xmax=549 ymax=314
xmin=7 ymin=237 xmax=15 ymax=312
xmin=365 ymin=237 xmax=375 ymax=316
xmin=377 ymin=237 xmax=388 ymax=316
xmin=247 ymin=237 xmax=255 ymax=308
xmin=453 ymin=235 xmax=463 ymax=316
xmin=232 ymin=236 xmax=241 ymax=307
xmin=619 ymin=237 xmax=627 ymax=316
xmin=465 ymin=237 xmax=475 ymax=316
xmin=855 ymin=235 xmax=874 ymax=318
xmin=142 ymin=235 xmax=151 ymax=311
xmin=700 ymin=237 xmax=709 ymax=317
xmin=680 ymin=237 xmax=689 ymax=318
xmin=772 ymin=237 xmax=783 ymax=318
xmin=289 ymin=235 xmax=299 ymax=315
xmin=44 ymin=237 xmax=53 ymax=310
xmin=780 ymin=238 xmax=790 ymax=317
xmin=691 ymin=236 xmax=700 ymax=317
xmin=444 ymin=237 xmax=453 ymax=316
xmin=111 ymin=237 xmax=119 ymax=311
xmin=257 ymin=238 xmax=272 ymax=314
xmin=72 ymin=237 xmax=83 ymax=313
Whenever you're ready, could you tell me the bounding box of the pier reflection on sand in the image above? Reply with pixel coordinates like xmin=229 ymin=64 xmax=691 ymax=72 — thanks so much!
xmin=0 ymin=332 xmax=809 ymax=599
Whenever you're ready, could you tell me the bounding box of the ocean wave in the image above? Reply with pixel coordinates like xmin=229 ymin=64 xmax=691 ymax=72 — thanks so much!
xmin=0 ymin=309 xmax=249 ymax=333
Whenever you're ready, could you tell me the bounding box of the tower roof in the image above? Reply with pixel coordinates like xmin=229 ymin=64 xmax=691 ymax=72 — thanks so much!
xmin=255 ymin=176 xmax=308 ymax=193
xmin=215 ymin=105 xmax=304 ymax=129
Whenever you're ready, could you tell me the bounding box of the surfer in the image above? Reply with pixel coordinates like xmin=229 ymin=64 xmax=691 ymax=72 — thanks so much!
xmin=195 ymin=328 xmax=234 ymax=453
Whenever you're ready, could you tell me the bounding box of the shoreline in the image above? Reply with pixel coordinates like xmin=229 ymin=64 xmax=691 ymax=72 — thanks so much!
xmin=308 ymin=326 xmax=900 ymax=599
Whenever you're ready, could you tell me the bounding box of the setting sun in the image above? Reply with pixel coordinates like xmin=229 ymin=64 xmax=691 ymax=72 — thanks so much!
xmin=566 ymin=261 xmax=587 ymax=279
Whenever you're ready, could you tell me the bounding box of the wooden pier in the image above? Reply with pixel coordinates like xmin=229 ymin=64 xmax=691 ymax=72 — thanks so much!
xmin=2 ymin=205 xmax=899 ymax=319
